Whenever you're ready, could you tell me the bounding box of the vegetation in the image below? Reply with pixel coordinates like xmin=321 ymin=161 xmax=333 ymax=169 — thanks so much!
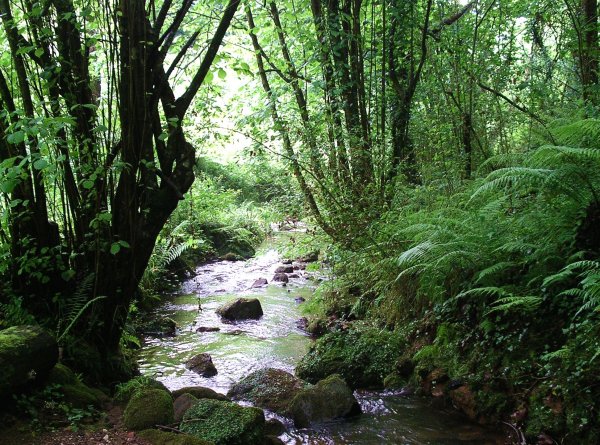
xmin=0 ymin=0 xmax=599 ymax=443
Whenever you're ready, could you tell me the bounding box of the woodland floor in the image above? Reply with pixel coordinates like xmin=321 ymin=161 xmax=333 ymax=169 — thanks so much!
xmin=2 ymin=405 xmax=152 ymax=445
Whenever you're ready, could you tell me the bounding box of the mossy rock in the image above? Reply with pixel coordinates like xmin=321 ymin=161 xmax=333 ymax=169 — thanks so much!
xmin=123 ymin=389 xmax=174 ymax=431
xmin=174 ymin=393 xmax=198 ymax=423
xmin=114 ymin=376 xmax=170 ymax=405
xmin=137 ymin=429 xmax=213 ymax=445
xmin=296 ymin=323 xmax=406 ymax=388
xmin=0 ymin=325 xmax=58 ymax=397
xmin=62 ymin=382 xmax=102 ymax=408
xmin=47 ymin=363 xmax=77 ymax=385
xmin=172 ymin=386 xmax=229 ymax=401
xmin=383 ymin=372 xmax=406 ymax=389
xmin=227 ymin=368 xmax=305 ymax=414
xmin=288 ymin=374 xmax=361 ymax=428
xmin=180 ymin=399 xmax=265 ymax=445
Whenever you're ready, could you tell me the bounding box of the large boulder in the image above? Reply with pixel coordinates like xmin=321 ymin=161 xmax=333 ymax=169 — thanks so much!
xmin=174 ymin=393 xmax=198 ymax=423
xmin=180 ymin=399 xmax=265 ymax=445
xmin=172 ymin=386 xmax=229 ymax=401
xmin=228 ymin=368 xmax=305 ymax=414
xmin=62 ymin=382 xmax=103 ymax=408
xmin=216 ymin=298 xmax=263 ymax=321
xmin=114 ymin=376 xmax=170 ymax=405
xmin=137 ymin=429 xmax=213 ymax=445
xmin=274 ymin=265 xmax=294 ymax=274
xmin=0 ymin=325 xmax=58 ymax=398
xmin=288 ymin=374 xmax=361 ymax=428
xmin=123 ymin=388 xmax=174 ymax=431
xmin=272 ymin=273 xmax=289 ymax=283
xmin=185 ymin=353 xmax=218 ymax=377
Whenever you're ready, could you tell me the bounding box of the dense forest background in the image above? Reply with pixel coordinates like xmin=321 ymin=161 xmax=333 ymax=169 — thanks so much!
xmin=0 ymin=0 xmax=599 ymax=443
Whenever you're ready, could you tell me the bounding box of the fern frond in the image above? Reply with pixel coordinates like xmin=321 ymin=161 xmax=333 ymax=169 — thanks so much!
xmin=456 ymin=286 xmax=511 ymax=299
xmin=476 ymin=262 xmax=516 ymax=284
xmin=486 ymin=295 xmax=542 ymax=314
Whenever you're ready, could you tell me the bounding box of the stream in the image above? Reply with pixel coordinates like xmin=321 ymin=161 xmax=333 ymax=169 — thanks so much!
xmin=138 ymin=232 xmax=505 ymax=444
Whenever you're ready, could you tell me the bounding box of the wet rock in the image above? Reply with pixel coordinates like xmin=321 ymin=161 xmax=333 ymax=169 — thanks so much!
xmin=306 ymin=317 xmax=327 ymax=337
xmin=172 ymin=386 xmax=230 ymax=401
xmin=217 ymin=298 xmax=263 ymax=321
xmin=296 ymin=317 xmax=308 ymax=330
xmin=275 ymin=265 xmax=294 ymax=274
xmin=449 ymin=385 xmax=477 ymax=420
xmin=297 ymin=251 xmax=319 ymax=262
xmin=294 ymin=297 xmax=305 ymax=304
xmin=288 ymin=273 xmax=300 ymax=278
xmin=282 ymin=259 xmax=293 ymax=265
xmin=123 ymin=388 xmax=174 ymax=431
xmin=288 ymin=374 xmax=361 ymax=428
xmin=221 ymin=252 xmax=242 ymax=261
xmin=196 ymin=326 xmax=220 ymax=333
xmin=228 ymin=368 xmax=306 ymax=415
xmin=224 ymin=329 xmax=245 ymax=335
xmin=140 ymin=317 xmax=177 ymax=336
xmin=423 ymin=368 xmax=449 ymax=395
xmin=264 ymin=418 xmax=286 ymax=436
xmin=186 ymin=353 xmax=218 ymax=377
xmin=273 ymin=273 xmax=289 ymax=283
xmin=292 ymin=263 xmax=306 ymax=271
xmin=174 ymin=393 xmax=198 ymax=422
xmin=180 ymin=398 xmax=265 ymax=445
xmin=251 ymin=278 xmax=268 ymax=288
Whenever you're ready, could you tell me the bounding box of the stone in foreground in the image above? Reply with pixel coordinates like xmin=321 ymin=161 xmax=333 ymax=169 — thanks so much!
xmin=180 ymin=398 xmax=265 ymax=445
xmin=172 ymin=386 xmax=230 ymax=401
xmin=288 ymin=374 xmax=361 ymax=428
xmin=216 ymin=298 xmax=263 ymax=321
xmin=228 ymin=368 xmax=305 ymax=415
xmin=123 ymin=388 xmax=174 ymax=431
xmin=186 ymin=353 xmax=218 ymax=377
xmin=0 ymin=325 xmax=58 ymax=398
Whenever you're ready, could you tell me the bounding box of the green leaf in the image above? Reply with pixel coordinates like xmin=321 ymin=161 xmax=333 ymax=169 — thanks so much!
xmin=33 ymin=159 xmax=49 ymax=170
xmin=7 ymin=131 xmax=25 ymax=144
xmin=110 ymin=243 xmax=121 ymax=255
xmin=0 ymin=179 xmax=19 ymax=194
xmin=158 ymin=132 xmax=168 ymax=141
xmin=218 ymin=68 xmax=226 ymax=79
xmin=82 ymin=180 xmax=94 ymax=189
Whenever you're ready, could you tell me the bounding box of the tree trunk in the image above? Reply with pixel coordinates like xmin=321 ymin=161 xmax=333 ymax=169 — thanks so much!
xmin=581 ymin=0 xmax=599 ymax=105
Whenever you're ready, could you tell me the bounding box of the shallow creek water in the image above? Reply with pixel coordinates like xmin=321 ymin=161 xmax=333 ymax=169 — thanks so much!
xmin=138 ymin=233 xmax=505 ymax=445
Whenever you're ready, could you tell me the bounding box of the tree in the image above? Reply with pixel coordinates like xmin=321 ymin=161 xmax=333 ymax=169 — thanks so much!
xmin=0 ymin=0 xmax=240 ymax=369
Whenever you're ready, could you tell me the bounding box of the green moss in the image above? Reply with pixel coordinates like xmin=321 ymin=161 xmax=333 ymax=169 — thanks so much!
xmin=47 ymin=363 xmax=77 ymax=385
xmin=180 ymin=399 xmax=264 ymax=445
xmin=383 ymin=372 xmax=406 ymax=389
xmin=114 ymin=376 xmax=170 ymax=405
xmin=62 ymin=382 xmax=101 ymax=408
xmin=296 ymin=322 xmax=406 ymax=388
xmin=123 ymin=389 xmax=174 ymax=431
xmin=137 ymin=429 xmax=213 ymax=445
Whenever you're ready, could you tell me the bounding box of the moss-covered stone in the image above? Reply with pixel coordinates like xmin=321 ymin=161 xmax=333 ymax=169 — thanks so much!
xmin=227 ymin=368 xmax=305 ymax=414
xmin=137 ymin=429 xmax=213 ymax=445
xmin=383 ymin=372 xmax=406 ymax=389
xmin=288 ymin=374 xmax=361 ymax=428
xmin=171 ymin=386 xmax=229 ymax=401
xmin=296 ymin=323 xmax=405 ymax=388
xmin=46 ymin=363 xmax=77 ymax=385
xmin=114 ymin=376 xmax=170 ymax=405
xmin=0 ymin=325 xmax=58 ymax=397
xmin=61 ymin=382 xmax=102 ymax=408
xmin=180 ymin=399 xmax=265 ymax=445
xmin=123 ymin=389 xmax=174 ymax=431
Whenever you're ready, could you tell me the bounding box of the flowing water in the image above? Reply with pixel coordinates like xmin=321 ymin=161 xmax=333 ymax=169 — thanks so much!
xmin=138 ymin=232 xmax=506 ymax=445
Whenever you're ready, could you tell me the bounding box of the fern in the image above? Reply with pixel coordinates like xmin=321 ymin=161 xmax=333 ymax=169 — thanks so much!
xmin=486 ymin=295 xmax=542 ymax=315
